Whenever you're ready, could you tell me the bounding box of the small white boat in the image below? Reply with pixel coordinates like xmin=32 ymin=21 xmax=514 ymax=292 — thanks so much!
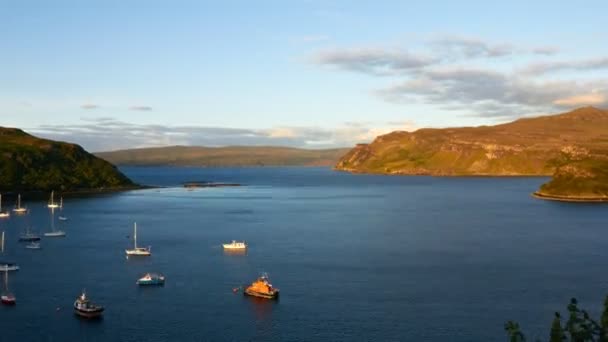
xmin=44 ymin=231 xmax=66 ymax=237
xmin=125 ymin=222 xmax=151 ymax=256
xmin=25 ymin=242 xmax=41 ymax=250
xmin=58 ymin=216 xmax=68 ymax=221
xmin=222 ymin=240 xmax=247 ymax=250
xmin=12 ymin=194 xmax=27 ymax=214
xmin=0 ymin=194 xmax=10 ymax=218
xmin=47 ymin=191 xmax=60 ymax=209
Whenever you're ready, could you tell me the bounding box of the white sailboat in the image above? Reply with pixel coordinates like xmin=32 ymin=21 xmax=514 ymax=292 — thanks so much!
xmin=1 ymin=270 xmax=16 ymax=305
xmin=58 ymin=197 xmax=68 ymax=221
xmin=0 ymin=195 xmax=10 ymax=218
xmin=44 ymin=205 xmax=66 ymax=237
xmin=47 ymin=191 xmax=60 ymax=209
xmin=12 ymin=194 xmax=27 ymax=214
xmin=0 ymin=232 xmax=19 ymax=272
xmin=125 ymin=222 xmax=151 ymax=256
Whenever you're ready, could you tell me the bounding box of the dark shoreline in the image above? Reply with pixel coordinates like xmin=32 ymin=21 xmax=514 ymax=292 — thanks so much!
xmin=532 ymin=192 xmax=608 ymax=203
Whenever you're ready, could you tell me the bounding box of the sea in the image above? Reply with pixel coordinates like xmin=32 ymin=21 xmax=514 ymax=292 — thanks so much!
xmin=1 ymin=166 xmax=607 ymax=341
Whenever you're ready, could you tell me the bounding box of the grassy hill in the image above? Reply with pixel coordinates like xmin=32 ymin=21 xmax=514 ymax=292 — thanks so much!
xmin=0 ymin=127 xmax=135 ymax=192
xmin=336 ymin=107 xmax=608 ymax=176
xmin=534 ymin=158 xmax=608 ymax=201
xmin=96 ymin=146 xmax=350 ymax=167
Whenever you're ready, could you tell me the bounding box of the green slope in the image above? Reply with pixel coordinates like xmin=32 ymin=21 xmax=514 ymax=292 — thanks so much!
xmin=0 ymin=127 xmax=135 ymax=192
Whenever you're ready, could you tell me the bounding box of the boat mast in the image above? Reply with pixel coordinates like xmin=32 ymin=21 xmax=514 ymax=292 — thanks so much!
xmin=1 ymin=231 xmax=4 ymax=253
xmin=134 ymin=222 xmax=138 ymax=249
xmin=17 ymin=194 xmax=21 ymax=209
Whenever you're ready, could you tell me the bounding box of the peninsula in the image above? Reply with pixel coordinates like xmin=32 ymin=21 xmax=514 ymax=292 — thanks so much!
xmin=0 ymin=127 xmax=136 ymax=192
xmin=335 ymin=107 xmax=608 ymax=201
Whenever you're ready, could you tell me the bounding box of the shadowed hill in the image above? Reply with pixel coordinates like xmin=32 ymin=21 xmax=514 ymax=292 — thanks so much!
xmin=96 ymin=146 xmax=350 ymax=167
xmin=0 ymin=127 xmax=135 ymax=192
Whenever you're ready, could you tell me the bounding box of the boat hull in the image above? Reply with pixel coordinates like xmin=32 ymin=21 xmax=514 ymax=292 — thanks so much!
xmin=74 ymin=308 xmax=104 ymax=318
xmin=1 ymin=296 xmax=16 ymax=305
xmin=44 ymin=231 xmax=66 ymax=237
xmin=137 ymin=279 xmax=165 ymax=286
xmin=19 ymin=237 xmax=40 ymax=242
xmin=244 ymin=288 xmax=279 ymax=299
xmin=126 ymin=251 xmax=151 ymax=256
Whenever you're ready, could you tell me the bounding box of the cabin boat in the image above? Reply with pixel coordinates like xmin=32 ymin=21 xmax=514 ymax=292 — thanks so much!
xmin=136 ymin=273 xmax=165 ymax=286
xmin=244 ymin=274 xmax=279 ymax=299
xmin=223 ymin=240 xmax=247 ymax=250
xmin=1 ymin=271 xmax=15 ymax=305
xmin=125 ymin=222 xmax=151 ymax=256
xmin=25 ymin=242 xmax=41 ymax=250
xmin=12 ymin=194 xmax=27 ymax=214
xmin=0 ymin=194 xmax=10 ymax=218
xmin=73 ymin=291 xmax=104 ymax=318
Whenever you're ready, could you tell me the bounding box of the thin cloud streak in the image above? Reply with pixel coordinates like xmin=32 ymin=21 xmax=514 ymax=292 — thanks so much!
xmin=29 ymin=118 xmax=416 ymax=152
xmin=129 ymin=106 xmax=153 ymax=111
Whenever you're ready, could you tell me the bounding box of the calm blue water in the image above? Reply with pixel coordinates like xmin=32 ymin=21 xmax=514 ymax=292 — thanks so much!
xmin=1 ymin=167 xmax=607 ymax=341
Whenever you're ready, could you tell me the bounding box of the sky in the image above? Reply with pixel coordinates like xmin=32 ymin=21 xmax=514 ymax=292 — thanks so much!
xmin=1 ymin=0 xmax=607 ymax=151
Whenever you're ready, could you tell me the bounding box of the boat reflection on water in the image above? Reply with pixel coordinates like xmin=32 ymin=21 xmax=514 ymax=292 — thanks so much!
xmin=245 ymin=295 xmax=277 ymax=339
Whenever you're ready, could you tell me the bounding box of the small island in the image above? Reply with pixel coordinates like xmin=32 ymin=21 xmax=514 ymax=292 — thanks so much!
xmin=183 ymin=181 xmax=241 ymax=188
xmin=534 ymin=158 xmax=608 ymax=202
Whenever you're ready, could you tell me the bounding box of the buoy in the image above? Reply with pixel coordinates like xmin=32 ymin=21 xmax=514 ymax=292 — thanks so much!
xmin=232 ymin=287 xmax=240 ymax=293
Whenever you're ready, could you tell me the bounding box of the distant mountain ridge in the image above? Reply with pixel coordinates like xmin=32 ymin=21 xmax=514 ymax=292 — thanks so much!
xmin=336 ymin=107 xmax=608 ymax=176
xmin=96 ymin=146 xmax=351 ymax=167
xmin=0 ymin=127 xmax=135 ymax=192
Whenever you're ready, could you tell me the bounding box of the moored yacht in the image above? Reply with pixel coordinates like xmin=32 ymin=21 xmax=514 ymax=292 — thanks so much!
xmin=12 ymin=194 xmax=27 ymax=214
xmin=222 ymin=240 xmax=247 ymax=250
xmin=19 ymin=228 xmax=40 ymax=242
xmin=73 ymin=291 xmax=104 ymax=318
xmin=0 ymin=232 xmax=19 ymax=272
xmin=136 ymin=273 xmax=165 ymax=286
xmin=47 ymin=191 xmax=60 ymax=209
xmin=25 ymin=242 xmax=41 ymax=249
xmin=0 ymin=194 xmax=10 ymax=218
xmin=1 ymin=271 xmax=15 ymax=305
xmin=125 ymin=222 xmax=151 ymax=256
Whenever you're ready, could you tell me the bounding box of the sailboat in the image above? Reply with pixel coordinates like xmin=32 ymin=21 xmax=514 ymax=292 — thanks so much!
xmin=47 ymin=191 xmax=60 ymax=209
xmin=12 ymin=194 xmax=27 ymax=214
xmin=125 ymin=222 xmax=151 ymax=256
xmin=58 ymin=197 xmax=68 ymax=221
xmin=1 ymin=271 xmax=16 ymax=305
xmin=44 ymin=205 xmax=66 ymax=237
xmin=0 ymin=195 xmax=10 ymax=218
xmin=19 ymin=226 xmax=40 ymax=242
xmin=0 ymin=232 xmax=19 ymax=272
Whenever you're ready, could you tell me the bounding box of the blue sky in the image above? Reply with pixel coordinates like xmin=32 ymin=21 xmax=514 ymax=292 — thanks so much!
xmin=1 ymin=0 xmax=607 ymax=151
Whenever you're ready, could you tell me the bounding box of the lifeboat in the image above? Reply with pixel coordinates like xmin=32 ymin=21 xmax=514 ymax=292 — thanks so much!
xmin=244 ymin=274 xmax=279 ymax=299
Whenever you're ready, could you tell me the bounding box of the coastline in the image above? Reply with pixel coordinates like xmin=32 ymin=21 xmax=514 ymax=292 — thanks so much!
xmin=0 ymin=185 xmax=152 ymax=201
xmin=532 ymin=191 xmax=608 ymax=203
